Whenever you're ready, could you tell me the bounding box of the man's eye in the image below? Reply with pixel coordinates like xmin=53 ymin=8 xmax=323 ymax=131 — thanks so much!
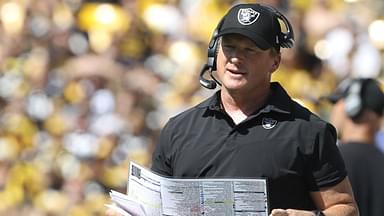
xmin=245 ymin=48 xmax=257 ymax=53
xmin=223 ymin=45 xmax=235 ymax=50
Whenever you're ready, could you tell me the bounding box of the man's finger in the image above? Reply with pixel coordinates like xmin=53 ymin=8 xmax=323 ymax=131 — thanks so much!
xmin=270 ymin=209 xmax=288 ymax=216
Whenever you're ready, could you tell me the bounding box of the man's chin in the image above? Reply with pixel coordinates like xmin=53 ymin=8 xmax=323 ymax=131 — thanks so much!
xmin=223 ymin=82 xmax=247 ymax=92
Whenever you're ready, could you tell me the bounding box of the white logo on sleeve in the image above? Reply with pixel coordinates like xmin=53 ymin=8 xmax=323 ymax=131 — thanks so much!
xmin=238 ymin=8 xmax=260 ymax=25
xmin=262 ymin=117 xmax=277 ymax=129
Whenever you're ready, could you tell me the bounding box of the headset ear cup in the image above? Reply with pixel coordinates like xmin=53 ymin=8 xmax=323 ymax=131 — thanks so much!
xmin=344 ymin=80 xmax=363 ymax=119
xmin=264 ymin=5 xmax=294 ymax=49
xmin=207 ymin=36 xmax=219 ymax=71
xmin=276 ymin=13 xmax=294 ymax=48
xmin=207 ymin=19 xmax=224 ymax=71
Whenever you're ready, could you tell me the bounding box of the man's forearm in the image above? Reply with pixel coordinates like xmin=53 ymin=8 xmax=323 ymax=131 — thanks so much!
xmin=322 ymin=203 xmax=359 ymax=216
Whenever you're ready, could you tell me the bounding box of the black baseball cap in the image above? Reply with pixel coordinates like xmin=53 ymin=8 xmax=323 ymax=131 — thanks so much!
xmin=217 ymin=3 xmax=283 ymax=50
xmin=325 ymin=78 xmax=384 ymax=116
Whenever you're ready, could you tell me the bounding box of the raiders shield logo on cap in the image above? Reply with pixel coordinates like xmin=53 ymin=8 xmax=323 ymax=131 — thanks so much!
xmin=237 ymin=8 xmax=260 ymax=25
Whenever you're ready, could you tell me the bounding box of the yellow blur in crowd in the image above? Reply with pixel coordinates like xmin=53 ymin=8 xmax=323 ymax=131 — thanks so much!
xmin=0 ymin=0 xmax=383 ymax=215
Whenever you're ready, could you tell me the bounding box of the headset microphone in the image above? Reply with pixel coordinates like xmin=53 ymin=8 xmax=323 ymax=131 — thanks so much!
xmin=199 ymin=64 xmax=217 ymax=90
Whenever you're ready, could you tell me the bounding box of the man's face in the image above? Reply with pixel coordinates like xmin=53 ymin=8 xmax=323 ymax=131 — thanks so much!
xmin=216 ymin=34 xmax=280 ymax=94
xmin=330 ymin=99 xmax=383 ymax=136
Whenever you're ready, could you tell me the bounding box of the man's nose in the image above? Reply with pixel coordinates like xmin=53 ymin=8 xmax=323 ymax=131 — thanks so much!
xmin=229 ymin=48 xmax=245 ymax=62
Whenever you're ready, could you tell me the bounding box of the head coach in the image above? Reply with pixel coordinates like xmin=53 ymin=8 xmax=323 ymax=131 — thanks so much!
xmin=150 ymin=3 xmax=358 ymax=216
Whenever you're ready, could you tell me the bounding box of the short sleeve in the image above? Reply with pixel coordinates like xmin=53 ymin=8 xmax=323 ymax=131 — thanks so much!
xmin=151 ymin=120 xmax=174 ymax=176
xmin=308 ymin=123 xmax=347 ymax=190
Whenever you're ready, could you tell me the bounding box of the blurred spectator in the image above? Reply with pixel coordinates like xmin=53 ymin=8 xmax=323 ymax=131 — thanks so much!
xmin=326 ymin=78 xmax=384 ymax=216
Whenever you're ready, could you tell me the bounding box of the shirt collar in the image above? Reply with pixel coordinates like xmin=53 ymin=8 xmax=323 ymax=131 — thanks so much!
xmin=263 ymin=82 xmax=291 ymax=114
xmin=197 ymin=82 xmax=292 ymax=114
xmin=198 ymin=90 xmax=222 ymax=111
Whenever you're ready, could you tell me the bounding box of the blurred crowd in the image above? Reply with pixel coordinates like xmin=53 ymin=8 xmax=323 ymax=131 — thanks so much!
xmin=0 ymin=0 xmax=383 ymax=215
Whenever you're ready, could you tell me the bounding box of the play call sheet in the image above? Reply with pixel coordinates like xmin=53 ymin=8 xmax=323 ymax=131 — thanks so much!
xmin=111 ymin=162 xmax=269 ymax=216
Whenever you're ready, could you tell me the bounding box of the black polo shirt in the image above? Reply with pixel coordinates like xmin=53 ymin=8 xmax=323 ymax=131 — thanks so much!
xmin=152 ymin=82 xmax=347 ymax=210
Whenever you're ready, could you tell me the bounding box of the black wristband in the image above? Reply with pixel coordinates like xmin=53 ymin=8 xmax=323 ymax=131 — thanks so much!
xmin=313 ymin=210 xmax=325 ymax=216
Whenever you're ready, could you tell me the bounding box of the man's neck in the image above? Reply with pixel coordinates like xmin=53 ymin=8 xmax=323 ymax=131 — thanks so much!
xmin=340 ymin=124 xmax=376 ymax=144
xmin=220 ymin=86 xmax=270 ymax=124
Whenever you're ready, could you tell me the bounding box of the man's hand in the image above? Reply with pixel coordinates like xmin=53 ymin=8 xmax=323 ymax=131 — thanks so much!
xmin=270 ymin=209 xmax=316 ymax=216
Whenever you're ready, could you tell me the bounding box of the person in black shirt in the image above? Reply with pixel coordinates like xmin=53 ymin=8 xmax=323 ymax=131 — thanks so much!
xmin=327 ymin=78 xmax=384 ymax=216
xmin=151 ymin=3 xmax=358 ymax=216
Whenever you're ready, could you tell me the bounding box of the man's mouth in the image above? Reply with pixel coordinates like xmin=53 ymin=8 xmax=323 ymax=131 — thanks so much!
xmin=227 ymin=68 xmax=245 ymax=75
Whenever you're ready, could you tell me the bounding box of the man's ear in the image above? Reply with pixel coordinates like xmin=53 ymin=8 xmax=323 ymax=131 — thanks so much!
xmin=270 ymin=54 xmax=281 ymax=73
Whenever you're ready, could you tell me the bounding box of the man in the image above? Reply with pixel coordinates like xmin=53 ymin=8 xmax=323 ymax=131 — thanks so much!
xmin=327 ymin=78 xmax=384 ymax=216
xmin=151 ymin=3 xmax=358 ymax=216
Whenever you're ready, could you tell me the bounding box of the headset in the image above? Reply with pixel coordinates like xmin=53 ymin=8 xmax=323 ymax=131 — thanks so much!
xmin=264 ymin=5 xmax=295 ymax=49
xmin=344 ymin=78 xmax=365 ymax=120
xmin=199 ymin=19 xmax=224 ymax=90
xmin=199 ymin=4 xmax=295 ymax=90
